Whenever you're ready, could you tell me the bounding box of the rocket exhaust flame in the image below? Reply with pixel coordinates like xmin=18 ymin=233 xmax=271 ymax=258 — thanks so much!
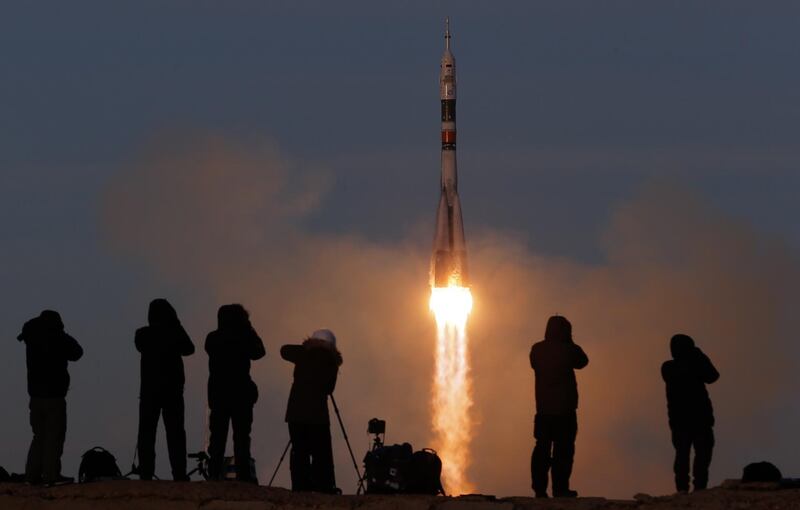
xmin=430 ymin=286 xmax=474 ymax=494
xmin=428 ymin=19 xmax=474 ymax=495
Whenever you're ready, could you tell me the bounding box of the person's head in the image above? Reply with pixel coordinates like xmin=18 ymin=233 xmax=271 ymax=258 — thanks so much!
xmin=544 ymin=315 xmax=572 ymax=342
xmin=38 ymin=310 xmax=64 ymax=332
xmin=309 ymin=328 xmax=337 ymax=348
xmin=217 ymin=304 xmax=250 ymax=331
xmin=670 ymin=334 xmax=696 ymax=360
xmin=148 ymin=298 xmax=179 ymax=327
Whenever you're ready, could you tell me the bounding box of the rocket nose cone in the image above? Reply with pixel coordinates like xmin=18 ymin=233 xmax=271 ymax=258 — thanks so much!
xmin=441 ymin=18 xmax=455 ymax=65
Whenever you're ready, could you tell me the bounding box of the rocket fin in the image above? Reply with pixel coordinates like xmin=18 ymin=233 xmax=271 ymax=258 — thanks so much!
xmin=431 ymin=193 xmax=452 ymax=286
xmin=449 ymin=194 xmax=469 ymax=286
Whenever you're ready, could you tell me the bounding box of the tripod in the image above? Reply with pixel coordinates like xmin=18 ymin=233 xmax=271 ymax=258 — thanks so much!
xmin=186 ymin=451 xmax=210 ymax=480
xmin=330 ymin=394 xmax=366 ymax=495
xmin=123 ymin=443 xmax=139 ymax=479
xmin=123 ymin=442 xmax=160 ymax=480
xmin=267 ymin=395 xmax=365 ymax=494
xmin=368 ymin=428 xmax=385 ymax=452
xmin=268 ymin=440 xmax=291 ymax=487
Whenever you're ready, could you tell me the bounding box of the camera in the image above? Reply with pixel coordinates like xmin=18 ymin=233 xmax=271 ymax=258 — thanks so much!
xmin=368 ymin=418 xmax=386 ymax=435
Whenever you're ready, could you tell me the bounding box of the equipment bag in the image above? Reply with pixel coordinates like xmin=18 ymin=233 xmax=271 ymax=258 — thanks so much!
xmin=742 ymin=461 xmax=782 ymax=483
xmin=363 ymin=442 xmax=414 ymax=494
xmin=79 ymin=447 xmax=123 ymax=483
xmin=405 ymin=448 xmax=445 ymax=495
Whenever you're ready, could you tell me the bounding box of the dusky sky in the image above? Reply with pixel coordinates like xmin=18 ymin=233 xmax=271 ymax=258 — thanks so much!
xmin=1 ymin=1 xmax=799 ymax=498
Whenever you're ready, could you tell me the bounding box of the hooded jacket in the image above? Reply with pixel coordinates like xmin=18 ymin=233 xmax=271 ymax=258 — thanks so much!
xmin=18 ymin=311 xmax=83 ymax=398
xmin=135 ymin=299 xmax=195 ymax=398
xmin=205 ymin=304 xmax=266 ymax=408
xmin=661 ymin=334 xmax=719 ymax=427
xmin=281 ymin=339 xmax=343 ymax=425
xmin=529 ymin=316 xmax=589 ymax=415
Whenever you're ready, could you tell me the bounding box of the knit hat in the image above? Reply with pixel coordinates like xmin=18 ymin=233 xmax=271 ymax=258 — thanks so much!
xmin=310 ymin=329 xmax=336 ymax=347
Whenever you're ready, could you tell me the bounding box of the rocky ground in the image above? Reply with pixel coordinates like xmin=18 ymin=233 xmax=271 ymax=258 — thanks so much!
xmin=1 ymin=480 xmax=799 ymax=510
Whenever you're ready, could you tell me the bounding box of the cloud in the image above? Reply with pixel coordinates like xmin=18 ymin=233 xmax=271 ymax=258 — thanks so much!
xmin=102 ymin=136 xmax=800 ymax=498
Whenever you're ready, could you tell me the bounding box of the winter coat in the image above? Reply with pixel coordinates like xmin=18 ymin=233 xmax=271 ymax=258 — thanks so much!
xmin=18 ymin=313 xmax=83 ymax=398
xmin=529 ymin=337 xmax=589 ymax=415
xmin=135 ymin=323 xmax=194 ymax=398
xmin=662 ymin=343 xmax=719 ymax=428
xmin=281 ymin=339 xmax=342 ymax=425
xmin=205 ymin=326 xmax=265 ymax=409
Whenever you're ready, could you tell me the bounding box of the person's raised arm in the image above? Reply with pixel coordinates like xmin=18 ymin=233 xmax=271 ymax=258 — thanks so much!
xmin=247 ymin=328 xmax=266 ymax=360
xmin=205 ymin=332 xmax=220 ymax=356
xmin=17 ymin=319 xmax=35 ymax=343
xmin=324 ymin=368 xmax=338 ymax=396
xmin=134 ymin=328 xmax=149 ymax=353
xmin=661 ymin=360 xmax=672 ymax=383
xmin=323 ymin=352 xmax=342 ymax=395
xmin=62 ymin=333 xmax=83 ymax=361
xmin=572 ymin=343 xmax=589 ymax=369
xmin=694 ymin=347 xmax=719 ymax=384
xmin=175 ymin=324 xmax=195 ymax=356
xmin=280 ymin=344 xmax=302 ymax=363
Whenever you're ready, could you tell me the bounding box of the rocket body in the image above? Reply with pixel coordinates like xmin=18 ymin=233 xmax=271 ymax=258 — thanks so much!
xmin=431 ymin=21 xmax=469 ymax=288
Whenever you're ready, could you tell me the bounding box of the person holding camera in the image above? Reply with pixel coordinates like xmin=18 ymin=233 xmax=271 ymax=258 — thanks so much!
xmin=529 ymin=315 xmax=588 ymax=498
xmin=135 ymin=298 xmax=195 ymax=481
xmin=661 ymin=334 xmax=719 ymax=493
xmin=17 ymin=310 xmax=83 ymax=485
xmin=281 ymin=329 xmax=343 ymax=493
xmin=205 ymin=304 xmax=265 ymax=482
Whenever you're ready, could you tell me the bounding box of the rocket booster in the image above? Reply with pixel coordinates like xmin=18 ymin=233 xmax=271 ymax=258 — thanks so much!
xmin=431 ymin=18 xmax=468 ymax=288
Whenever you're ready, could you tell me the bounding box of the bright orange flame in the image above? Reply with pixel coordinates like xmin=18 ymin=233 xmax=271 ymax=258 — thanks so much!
xmin=429 ymin=285 xmax=474 ymax=495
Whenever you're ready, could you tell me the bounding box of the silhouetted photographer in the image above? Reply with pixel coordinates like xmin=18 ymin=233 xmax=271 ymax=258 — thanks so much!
xmin=135 ymin=298 xmax=195 ymax=481
xmin=662 ymin=334 xmax=719 ymax=493
xmin=17 ymin=310 xmax=83 ymax=485
xmin=529 ymin=315 xmax=588 ymax=498
xmin=281 ymin=329 xmax=343 ymax=493
xmin=205 ymin=304 xmax=265 ymax=482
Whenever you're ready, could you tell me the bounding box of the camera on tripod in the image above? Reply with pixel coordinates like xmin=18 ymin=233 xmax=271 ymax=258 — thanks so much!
xmin=368 ymin=418 xmax=386 ymax=435
xmin=367 ymin=418 xmax=386 ymax=451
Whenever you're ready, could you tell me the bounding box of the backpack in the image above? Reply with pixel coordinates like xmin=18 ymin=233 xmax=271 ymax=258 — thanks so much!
xmin=78 ymin=447 xmax=123 ymax=483
xmin=742 ymin=461 xmax=782 ymax=483
xmin=363 ymin=443 xmax=414 ymax=494
xmin=405 ymin=448 xmax=445 ymax=495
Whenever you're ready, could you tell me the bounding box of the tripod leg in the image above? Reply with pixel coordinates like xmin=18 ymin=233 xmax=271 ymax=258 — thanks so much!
xmin=329 ymin=395 xmax=365 ymax=494
xmin=268 ymin=439 xmax=292 ymax=487
xmin=123 ymin=442 xmax=140 ymax=479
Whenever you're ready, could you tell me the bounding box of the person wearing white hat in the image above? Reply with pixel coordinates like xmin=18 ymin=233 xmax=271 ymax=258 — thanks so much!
xmin=280 ymin=329 xmax=343 ymax=493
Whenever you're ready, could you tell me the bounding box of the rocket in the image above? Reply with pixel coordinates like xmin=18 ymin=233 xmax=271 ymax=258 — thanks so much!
xmin=431 ymin=18 xmax=469 ymax=288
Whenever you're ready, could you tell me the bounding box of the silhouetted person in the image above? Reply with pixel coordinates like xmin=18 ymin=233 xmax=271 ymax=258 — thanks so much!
xmin=205 ymin=304 xmax=265 ymax=482
xmin=17 ymin=310 xmax=83 ymax=485
xmin=281 ymin=329 xmax=343 ymax=493
xmin=529 ymin=315 xmax=588 ymax=498
xmin=135 ymin=299 xmax=195 ymax=481
xmin=662 ymin=334 xmax=719 ymax=493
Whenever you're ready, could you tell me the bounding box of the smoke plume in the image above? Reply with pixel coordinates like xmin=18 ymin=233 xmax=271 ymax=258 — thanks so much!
xmin=103 ymin=136 xmax=800 ymax=498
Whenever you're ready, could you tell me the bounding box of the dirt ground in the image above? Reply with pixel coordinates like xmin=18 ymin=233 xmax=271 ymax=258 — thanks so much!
xmin=1 ymin=480 xmax=799 ymax=510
